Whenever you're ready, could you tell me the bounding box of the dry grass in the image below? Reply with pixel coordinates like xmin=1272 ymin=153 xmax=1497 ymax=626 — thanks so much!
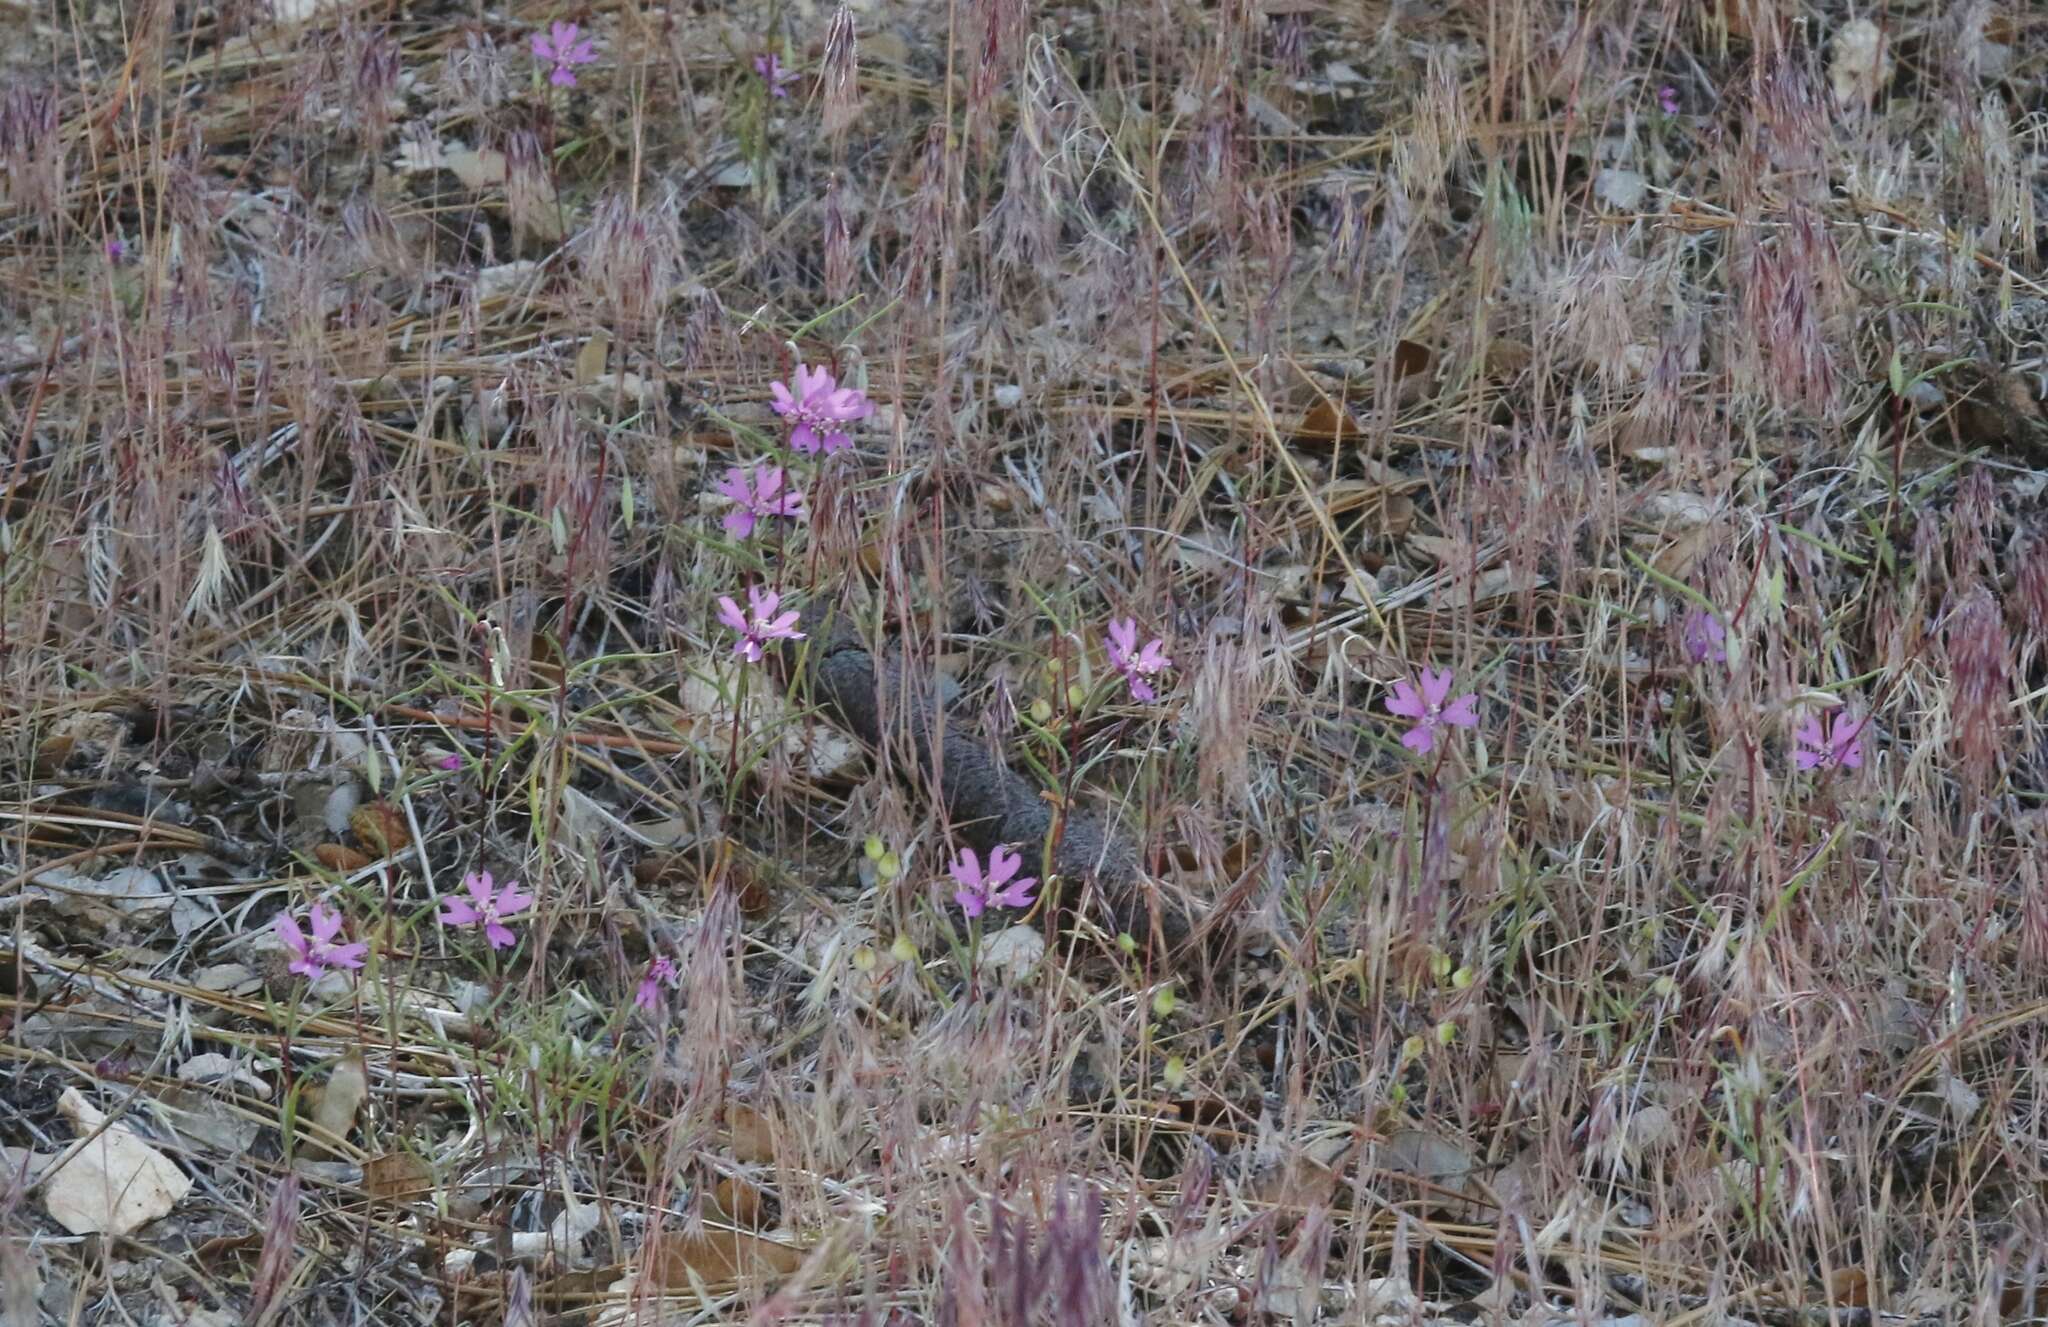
xmin=4 ymin=0 xmax=2048 ymax=1323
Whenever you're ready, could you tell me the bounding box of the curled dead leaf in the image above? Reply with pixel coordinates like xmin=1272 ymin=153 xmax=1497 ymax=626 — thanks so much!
xmin=349 ymin=801 xmax=411 ymax=855
xmin=645 ymin=1229 xmax=805 ymax=1287
xmin=364 ymin=1150 xmax=434 ymax=1203
xmin=315 ymin=843 xmax=374 ymax=872
xmin=306 ymin=1050 xmax=368 ymax=1158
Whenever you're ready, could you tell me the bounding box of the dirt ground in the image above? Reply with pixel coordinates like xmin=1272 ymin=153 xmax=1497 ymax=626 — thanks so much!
xmin=3 ymin=0 xmax=2048 ymax=1323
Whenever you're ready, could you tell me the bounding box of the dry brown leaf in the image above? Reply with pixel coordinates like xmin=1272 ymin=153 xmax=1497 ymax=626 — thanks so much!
xmin=725 ymin=1104 xmax=776 ymax=1165
xmin=1827 ymin=1265 xmax=1871 ymax=1309
xmin=574 ymin=330 xmax=611 ymax=385
xmin=708 ymin=1176 xmax=764 ymax=1227
xmin=307 ymin=1050 xmax=367 ymax=1156
xmin=1828 ymin=19 xmax=1890 ymax=108
xmin=645 ymin=1229 xmax=805 ymax=1287
xmin=1377 ymin=1128 xmax=1481 ymax=1219
xmin=363 ymin=1150 xmax=434 ymax=1203
xmin=41 ymin=1088 xmax=192 ymax=1236
xmin=314 ymin=843 xmax=374 ymax=872
xmin=348 ymin=801 xmax=411 ymax=855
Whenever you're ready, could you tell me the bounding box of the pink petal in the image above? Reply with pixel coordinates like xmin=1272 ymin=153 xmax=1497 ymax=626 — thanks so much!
xmin=949 ymin=849 xmax=983 ymax=891
xmin=790 ymin=423 xmax=820 ymax=453
xmin=954 ymin=889 xmax=986 ymax=919
xmin=769 ymin=382 xmax=797 ymax=415
xmin=308 ymin=903 xmax=342 ymax=943
xmin=1794 ymin=717 xmax=1824 ymax=751
xmin=748 ymin=585 xmax=781 ymax=618
xmin=1401 ymin=725 xmax=1437 ymax=753
xmin=1128 ymin=677 xmax=1156 ymax=702
xmin=327 ymin=942 xmax=368 ymax=971
xmin=495 ymin=886 xmax=532 ymax=917
xmin=723 ymin=509 xmax=756 ymax=540
xmin=991 ymin=876 xmax=1037 ymax=910
xmin=273 ymin=913 xmax=307 ymax=956
xmin=485 ymin=922 xmax=517 ymax=950
xmin=1439 ymin=694 xmax=1480 ymax=728
xmin=440 ymin=898 xmax=480 ymax=926
xmin=765 ymin=611 xmax=803 ymax=639
xmin=1106 ymin=618 xmax=1136 ymax=661
xmin=550 ymin=66 xmax=577 ymax=86
xmin=531 ymin=33 xmax=553 ymax=59
xmin=1419 ymin=667 xmax=1455 ymax=709
xmin=1384 ymin=681 xmax=1427 ymax=720
xmin=986 ymin=845 xmax=1020 ymax=888
xmin=716 ymin=596 xmax=749 ymax=633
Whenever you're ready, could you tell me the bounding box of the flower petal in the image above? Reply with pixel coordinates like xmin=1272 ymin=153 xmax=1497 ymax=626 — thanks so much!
xmin=1384 ymin=681 xmax=1427 ymax=719
xmin=1401 ymin=725 xmax=1437 ymax=753
xmin=1439 ymin=694 xmax=1480 ymax=728
xmin=1419 ymin=667 xmax=1455 ymax=709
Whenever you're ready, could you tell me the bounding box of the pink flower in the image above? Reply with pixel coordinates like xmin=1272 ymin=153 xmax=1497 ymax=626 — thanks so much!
xmin=950 ymin=845 xmax=1038 ymax=920
xmin=1105 ymin=617 xmax=1172 ymax=702
xmin=530 ymin=20 xmax=596 ymax=87
xmin=438 ymin=870 xmax=533 ymax=950
xmin=753 ymin=52 xmax=795 ymax=98
xmin=716 ymin=585 xmax=805 ymax=663
xmin=1383 ymin=667 xmax=1481 ymax=753
xmin=1682 ymin=608 xmax=1727 ymax=665
xmin=436 ymin=751 xmax=463 ymax=771
xmin=105 ymin=237 xmax=127 ymax=263
xmin=1657 ymin=84 xmax=1680 ymax=115
xmin=274 ymin=903 xmax=368 ymax=979
xmin=715 ymin=464 xmax=807 ymax=540
xmin=769 ymin=362 xmax=873 ymax=455
xmin=635 ymin=956 xmax=678 ymax=1011
xmin=1793 ymin=710 xmax=1865 ymax=772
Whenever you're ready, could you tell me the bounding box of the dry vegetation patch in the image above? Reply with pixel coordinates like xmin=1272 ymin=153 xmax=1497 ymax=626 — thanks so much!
xmin=4 ymin=0 xmax=2048 ymax=1324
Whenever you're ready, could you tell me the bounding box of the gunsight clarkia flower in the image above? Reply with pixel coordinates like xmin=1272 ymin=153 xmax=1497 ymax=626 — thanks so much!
xmin=275 ymin=903 xmax=368 ymax=979
xmin=1105 ymin=618 xmax=1172 ymax=702
xmin=531 ymin=20 xmax=596 ymax=87
xmin=715 ymin=464 xmax=807 ymax=540
xmin=769 ymin=362 xmax=872 ymax=455
xmin=635 ymin=956 xmax=678 ymax=1011
xmin=1682 ymin=608 xmax=1727 ymax=665
xmin=717 ymin=586 xmax=804 ymax=663
xmin=754 ymin=52 xmax=795 ymax=98
xmin=1384 ymin=667 xmax=1480 ymax=753
xmin=439 ymin=870 xmax=533 ymax=950
xmin=950 ymin=845 xmax=1038 ymax=920
xmin=1793 ymin=710 xmax=1865 ymax=771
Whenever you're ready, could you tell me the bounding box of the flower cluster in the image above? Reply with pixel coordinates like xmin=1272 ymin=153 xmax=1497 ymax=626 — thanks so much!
xmin=1794 ymin=710 xmax=1864 ymax=771
xmin=438 ymin=870 xmax=532 ymax=950
xmin=950 ymin=845 xmax=1038 ymax=920
xmin=1384 ymin=667 xmax=1480 ymax=754
xmin=531 ymin=21 xmax=596 ymax=87
xmin=274 ymin=903 xmax=367 ymax=979
xmin=754 ymin=52 xmax=795 ymax=99
xmin=635 ymin=955 xmax=679 ymax=1011
xmin=770 ymin=362 xmax=872 ymax=456
xmin=1106 ymin=618 xmax=1172 ymax=702
xmin=717 ymin=585 xmax=805 ymax=662
xmin=717 ymin=464 xmax=807 ymax=540
xmin=1682 ymin=608 xmax=1727 ymax=665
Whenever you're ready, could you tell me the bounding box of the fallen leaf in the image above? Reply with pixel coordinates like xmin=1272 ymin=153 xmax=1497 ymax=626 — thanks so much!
xmin=1827 ymin=1265 xmax=1871 ymax=1309
xmin=314 ymin=843 xmax=373 ymax=871
xmin=364 ymin=1150 xmax=434 ymax=1203
xmin=307 ymin=1050 xmax=367 ymax=1156
xmin=42 ymin=1088 xmax=193 ymax=1235
xmin=645 ymin=1229 xmax=805 ymax=1287
xmin=1377 ymin=1127 xmax=1481 ymax=1218
xmin=348 ymin=801 xmax=411 ymax=855
xmin=725 ymin=1104 xmax=776 ymax=1165
xmin=574 ymin=331 xmax=611 ymax=385
xmin=1829 ymin=18 xmax=1890 ymax=108
xmin=708 ymin=1176 xmax=764 ymax=1227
